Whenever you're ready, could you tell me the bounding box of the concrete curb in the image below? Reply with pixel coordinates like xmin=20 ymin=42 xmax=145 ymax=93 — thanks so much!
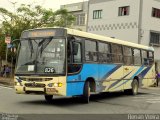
xmin=0 ymin=80 xmax=14 ymax=88
xmin=0 ymin=83 xmax=14 ymax=88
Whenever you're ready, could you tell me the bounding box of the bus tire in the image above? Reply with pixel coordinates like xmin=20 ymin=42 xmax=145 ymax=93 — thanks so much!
xmin=45 ymin=95 xmax=53 ymax=102
xmin=82 ymin=81 xmax=91 ymax=103
xmin=127 ymin=79 xmax=139 ymax=95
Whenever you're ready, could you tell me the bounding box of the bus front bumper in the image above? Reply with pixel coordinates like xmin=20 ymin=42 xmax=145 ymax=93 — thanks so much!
xmin=14 ymin=77 xmax=66 ymax=96
xmin=15 ymin=86 xmax=60 ymax=95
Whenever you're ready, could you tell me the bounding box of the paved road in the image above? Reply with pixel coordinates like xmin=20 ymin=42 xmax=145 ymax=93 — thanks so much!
xmin=0 ymin=86 xmax=160 ymax=115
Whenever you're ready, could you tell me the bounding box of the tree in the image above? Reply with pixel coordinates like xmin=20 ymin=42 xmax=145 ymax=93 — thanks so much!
xmin=0 ymin=4 xmax=75 ymax=64
xmin=55 ymin=9 xmax=75 ymax=27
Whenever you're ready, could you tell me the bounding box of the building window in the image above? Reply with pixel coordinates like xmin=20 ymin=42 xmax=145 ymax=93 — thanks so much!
xmin=118 ymin=6 xmax=129 ymax=16
xmin=74 ymin=14 xmax=85 ymax=26
xmin=150 ymin=32 xmax=160 ymax=46
xmin=93 ymin=10 xmax=102 ymax=19
xmin=152 ymin=8 xmax=160 ymax=18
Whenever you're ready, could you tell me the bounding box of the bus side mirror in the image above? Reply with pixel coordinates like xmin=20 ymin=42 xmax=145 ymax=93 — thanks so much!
xmin=73 ymin=42 xmax=79 ymax=55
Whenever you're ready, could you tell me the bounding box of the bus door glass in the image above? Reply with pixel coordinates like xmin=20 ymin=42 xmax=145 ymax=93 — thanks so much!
xmin=67 ymin=37 xmax=82 ymax=74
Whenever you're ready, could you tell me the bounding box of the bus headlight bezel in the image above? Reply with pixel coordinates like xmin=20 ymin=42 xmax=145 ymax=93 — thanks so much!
xmin=48 ymin=83 xmax=63 ymax=87
xmin=15 ymin=82 xmax=22 ymax=86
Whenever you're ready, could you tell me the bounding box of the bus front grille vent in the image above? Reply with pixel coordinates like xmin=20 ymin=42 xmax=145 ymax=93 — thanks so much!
xmin=25 ymin=83 xmax=46 ymax=88
xmin=20 ymin=77 xmax=53 ymax=82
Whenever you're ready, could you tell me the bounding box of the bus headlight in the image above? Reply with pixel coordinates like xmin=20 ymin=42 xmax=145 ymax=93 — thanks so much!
xmin=54 ymin=83 xmax=58 ymax=87
xmin=48 ymin=83 xmax=63 ymax=87
xmin=15 ymin=82 xmax=22 ymax=86
xmin=58 ymin=83 xmax=63 ymax=87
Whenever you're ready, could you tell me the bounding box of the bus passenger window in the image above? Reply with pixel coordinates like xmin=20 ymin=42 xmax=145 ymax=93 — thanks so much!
xmin=148 ymin=51 xmax=154 ymax=65
xmin=111 ymin=44 xmax=123 ymax=63
xmin=133 ymin=49 xmax=141 ymax=65
xmin=85 ymin=40 xmax=97 ymax=62
xmin=73 ymin=42 xmax=82 ymax=63
xmin=98 ymin=42 xmax=110 ymax=63
xmin=123 ymin=46 xmax=133 ymax=65
xmin=142 ymin=50 xmax=148 ymax=65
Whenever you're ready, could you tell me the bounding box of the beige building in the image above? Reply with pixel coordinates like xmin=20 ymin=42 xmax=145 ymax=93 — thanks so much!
xmin=61 ymin=1 xmax=89 ymax=31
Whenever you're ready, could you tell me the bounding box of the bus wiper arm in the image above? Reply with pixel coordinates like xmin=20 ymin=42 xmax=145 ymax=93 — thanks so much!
xmin=39 ymin=37 xmax=53 ymax=56
xmin=28 ymin=40 xmax=34 ymax=58
xmin=22 ymin=60 xmax=39 ymax=65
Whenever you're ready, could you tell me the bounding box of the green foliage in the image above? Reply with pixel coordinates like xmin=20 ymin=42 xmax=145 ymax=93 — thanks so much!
xmin=0 ymin=4 xmax=75 ymax=62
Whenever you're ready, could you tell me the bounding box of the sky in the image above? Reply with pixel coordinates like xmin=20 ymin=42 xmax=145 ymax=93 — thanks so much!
xmin=0 ymin=0 xmax=88 ymax=11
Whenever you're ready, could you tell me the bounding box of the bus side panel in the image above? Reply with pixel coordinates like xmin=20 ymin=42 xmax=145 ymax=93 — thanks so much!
xmin=67 ymin=64 xmax=98 ymax=96
xmin=142 ymin=64 xmax=156 ymax=87
xmin=123 ymin=66 xmax=145 ymax=90
xmin=67 ymin=64 xmax=118 ymax=96
xmin=105 ymin=66 xmax=144 ymax=91
xmin=98 ymin=64 xmax=119 ymax=92
xmin=105 ymin=65 xmax=124 ymax=92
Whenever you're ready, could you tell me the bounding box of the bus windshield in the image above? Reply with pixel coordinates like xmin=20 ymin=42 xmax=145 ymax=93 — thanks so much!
xmin=16 ymin=38 xmax=66 ymax=75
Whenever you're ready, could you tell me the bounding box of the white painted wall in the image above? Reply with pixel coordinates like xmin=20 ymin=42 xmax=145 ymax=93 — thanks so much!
xmin=88 ymin=0 xmax=140 ymax=43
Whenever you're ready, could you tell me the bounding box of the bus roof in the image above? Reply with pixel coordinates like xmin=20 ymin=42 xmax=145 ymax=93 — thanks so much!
xmin=66 ymin=28 xmax=154 ymax=51
xmin=22 ymin=27 xmax=154 ymax=51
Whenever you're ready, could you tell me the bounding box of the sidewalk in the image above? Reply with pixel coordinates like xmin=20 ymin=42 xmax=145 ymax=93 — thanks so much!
xmin=0 ymin=77 xmax=14 ymax=87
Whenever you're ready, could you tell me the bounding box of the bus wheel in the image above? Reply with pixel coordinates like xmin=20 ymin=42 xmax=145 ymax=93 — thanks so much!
xmin=82 ymin=81 xmax=91 ymax=103
xmin=45 ymin=95 xmax=53 ymax=102
xmin=127 ymin=79 xmax=139 ymax=95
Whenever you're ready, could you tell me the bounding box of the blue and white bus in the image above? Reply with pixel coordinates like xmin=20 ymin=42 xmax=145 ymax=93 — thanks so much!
xmin=14 ymin=28 xmax=155 ymax=103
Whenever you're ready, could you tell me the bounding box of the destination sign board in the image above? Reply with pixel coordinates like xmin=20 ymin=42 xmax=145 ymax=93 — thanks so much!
xmin=21 ymin=28 xmax=66 ymax=38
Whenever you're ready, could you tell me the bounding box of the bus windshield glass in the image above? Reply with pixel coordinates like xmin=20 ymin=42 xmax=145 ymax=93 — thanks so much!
xmin=16 ymin=38 xmax=66 ymax=75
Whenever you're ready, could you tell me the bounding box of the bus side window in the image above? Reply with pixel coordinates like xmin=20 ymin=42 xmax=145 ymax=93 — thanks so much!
xmin=123 ymin=46 xmax=133 ymax=65
xmin=98 ymin=42 xmax=110 ymax=63
xmin=111 ymin=44 xmax=123 ymax=63
xmin=142 ymin=50 xmax=149 ymax=65
xmin=72 ymin=42 xmax=82 ymax=63
xmin=148 ymin=51 xmax=154 ymax=65
xmin=85 ymin=40 xmax=97 ymax=62
xmin=133 ymin=49 xmax=141 ymax=65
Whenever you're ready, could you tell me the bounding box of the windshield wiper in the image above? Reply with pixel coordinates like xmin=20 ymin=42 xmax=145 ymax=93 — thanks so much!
xmin=28 ymin=40 xmax=34 ymax=58
xmin=22 ymin=60 xmax=39 ymax=65
xmin=39 ymin=37 xmax=53 ymax=57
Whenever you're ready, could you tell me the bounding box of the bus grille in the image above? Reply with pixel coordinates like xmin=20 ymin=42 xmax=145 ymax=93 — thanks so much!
xmin=25 ymin=83 xmax=46 ymax=88
xmin=19 ymin=77 xmax=53 ymax=82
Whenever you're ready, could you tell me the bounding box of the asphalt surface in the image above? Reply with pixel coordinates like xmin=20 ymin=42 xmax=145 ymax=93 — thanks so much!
xmin=0 ymin=86 xmax=160 ymax=120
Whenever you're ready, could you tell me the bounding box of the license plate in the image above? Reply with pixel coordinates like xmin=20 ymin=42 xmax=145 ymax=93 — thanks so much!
xmin=46 ymin=88 xmax=57 ymax=92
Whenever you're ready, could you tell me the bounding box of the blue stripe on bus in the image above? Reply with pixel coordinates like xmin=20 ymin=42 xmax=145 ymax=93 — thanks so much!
xmin=100 ymin=65 xmax=122 ymax=81
xmin=67 ymin=64 xmax=117 ymax=96
xmin=108 ymin=70 xmax=133 ymax=90
xmin=110 ymin=66 xmax=145 ymax=90
xmin=138 ymin=67 xmax=151 ymax=78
